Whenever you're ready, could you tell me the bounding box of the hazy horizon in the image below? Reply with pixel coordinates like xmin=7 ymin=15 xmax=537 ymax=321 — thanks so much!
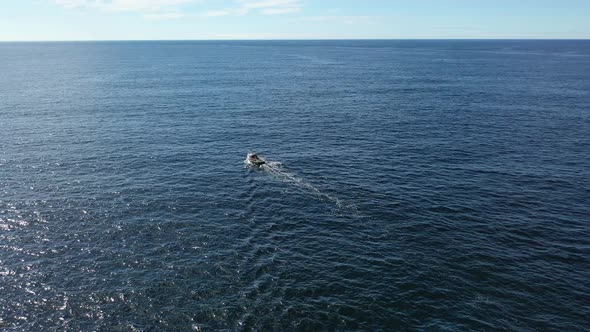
xmin=2 ymin=38 xmax=590 ymax=43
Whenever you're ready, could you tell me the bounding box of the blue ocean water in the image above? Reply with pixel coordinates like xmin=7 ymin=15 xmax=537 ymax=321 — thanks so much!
xmin=0 ymin=40 xmax=589 ymax=331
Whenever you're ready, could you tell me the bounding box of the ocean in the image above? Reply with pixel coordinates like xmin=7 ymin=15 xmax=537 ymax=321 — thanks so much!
xmin=0 ymin=40 xmax=589 ymax=330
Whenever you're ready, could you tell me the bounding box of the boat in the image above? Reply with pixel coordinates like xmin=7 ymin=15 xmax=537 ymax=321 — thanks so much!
xmin=245 ymin=153 xmax=266 ymax=166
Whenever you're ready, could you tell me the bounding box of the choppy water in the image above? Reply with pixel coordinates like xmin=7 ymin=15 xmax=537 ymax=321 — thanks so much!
xmin=1 ymin=40 xmax=589 ymax=331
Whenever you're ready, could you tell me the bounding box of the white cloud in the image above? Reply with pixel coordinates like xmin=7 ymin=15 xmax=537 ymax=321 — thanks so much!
xmin=53 ymin=0 xmax=303 ymax=19
xmin=236 ymin=0 xmax=302 ymax=15
xmin=143 ymin=12 xmax=187 ymax=20
xmin=197 ymin=0 xmax=303 ymax=18
xmin=105 ymin=0 xmax=195 ymax=12
xmin=54 ymin=0 xmax=197 ymax=13
xmin=296 ymin=15 xmax=380 ymax=24
xmin=203 ymin=10 xmax=230 ymax=17
xmin=54 ymin=0 xmax=93 ymax=9
xmin=261 ymin=7 xmax=300 ymax=15
xmin=210 ymin=32 xmax=314 ymax=39
xmin=238 ymin=0 xmax=298 ymax=9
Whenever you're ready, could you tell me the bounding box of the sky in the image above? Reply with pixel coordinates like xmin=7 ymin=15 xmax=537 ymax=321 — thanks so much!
xmin=1 ymin=0 xmax=589 ymax=41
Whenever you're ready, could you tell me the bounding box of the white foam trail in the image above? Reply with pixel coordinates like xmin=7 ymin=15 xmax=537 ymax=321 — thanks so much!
xmin=261 ymin=162 xmax=343 ymax=208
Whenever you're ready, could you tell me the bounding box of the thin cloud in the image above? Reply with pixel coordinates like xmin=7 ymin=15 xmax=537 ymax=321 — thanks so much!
xmin=203 ymin=10 xmax=231 ymax=17
xmin=238 ymin=0 xmax=299 ymax=10
xmin=261 ymin=7 xmax=300 ymax=15
xmin=143 ymin=12 xmax=187 ymax=20
xmin=54 ymin=0 xmax=198 ymax=13
xmin=53 ymin=0 xmax=303 ymax=19
xmin=236 ymin=0 xmax=302 ymax=15
xmin=105 ymin=0 xmax=194 ymax=12
xmin=296 ymin=15 xmax=380 ymax=24
xmin=54 ymin=0 xmax=93 ymax=9
xmin=198 ymin=0 xmax=303 ymax=17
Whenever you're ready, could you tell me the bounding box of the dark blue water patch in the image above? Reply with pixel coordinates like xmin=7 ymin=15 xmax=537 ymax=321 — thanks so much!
xmin=1 ymin=40 xmax=589 ymax=331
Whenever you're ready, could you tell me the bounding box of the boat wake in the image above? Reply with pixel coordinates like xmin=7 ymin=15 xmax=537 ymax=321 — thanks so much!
xmin=258 ymin=160 xmax=348 ymax=210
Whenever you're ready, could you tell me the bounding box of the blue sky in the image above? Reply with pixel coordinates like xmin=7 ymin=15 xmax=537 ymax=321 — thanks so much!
xmin=1 ymin=0 xmax=589 ymax=41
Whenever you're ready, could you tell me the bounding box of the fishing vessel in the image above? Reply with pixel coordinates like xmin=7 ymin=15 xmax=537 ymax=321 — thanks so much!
xmin=245 ymin=153 xmax=266 ymax=166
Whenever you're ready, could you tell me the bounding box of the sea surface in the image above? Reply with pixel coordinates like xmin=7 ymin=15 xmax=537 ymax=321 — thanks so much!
xmin=1 ymin=40 xmax=589 ymax=331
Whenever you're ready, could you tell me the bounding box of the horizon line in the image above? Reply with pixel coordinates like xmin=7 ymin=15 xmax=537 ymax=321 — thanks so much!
xmin=1 ymin=38 xmax=590 ymax=43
